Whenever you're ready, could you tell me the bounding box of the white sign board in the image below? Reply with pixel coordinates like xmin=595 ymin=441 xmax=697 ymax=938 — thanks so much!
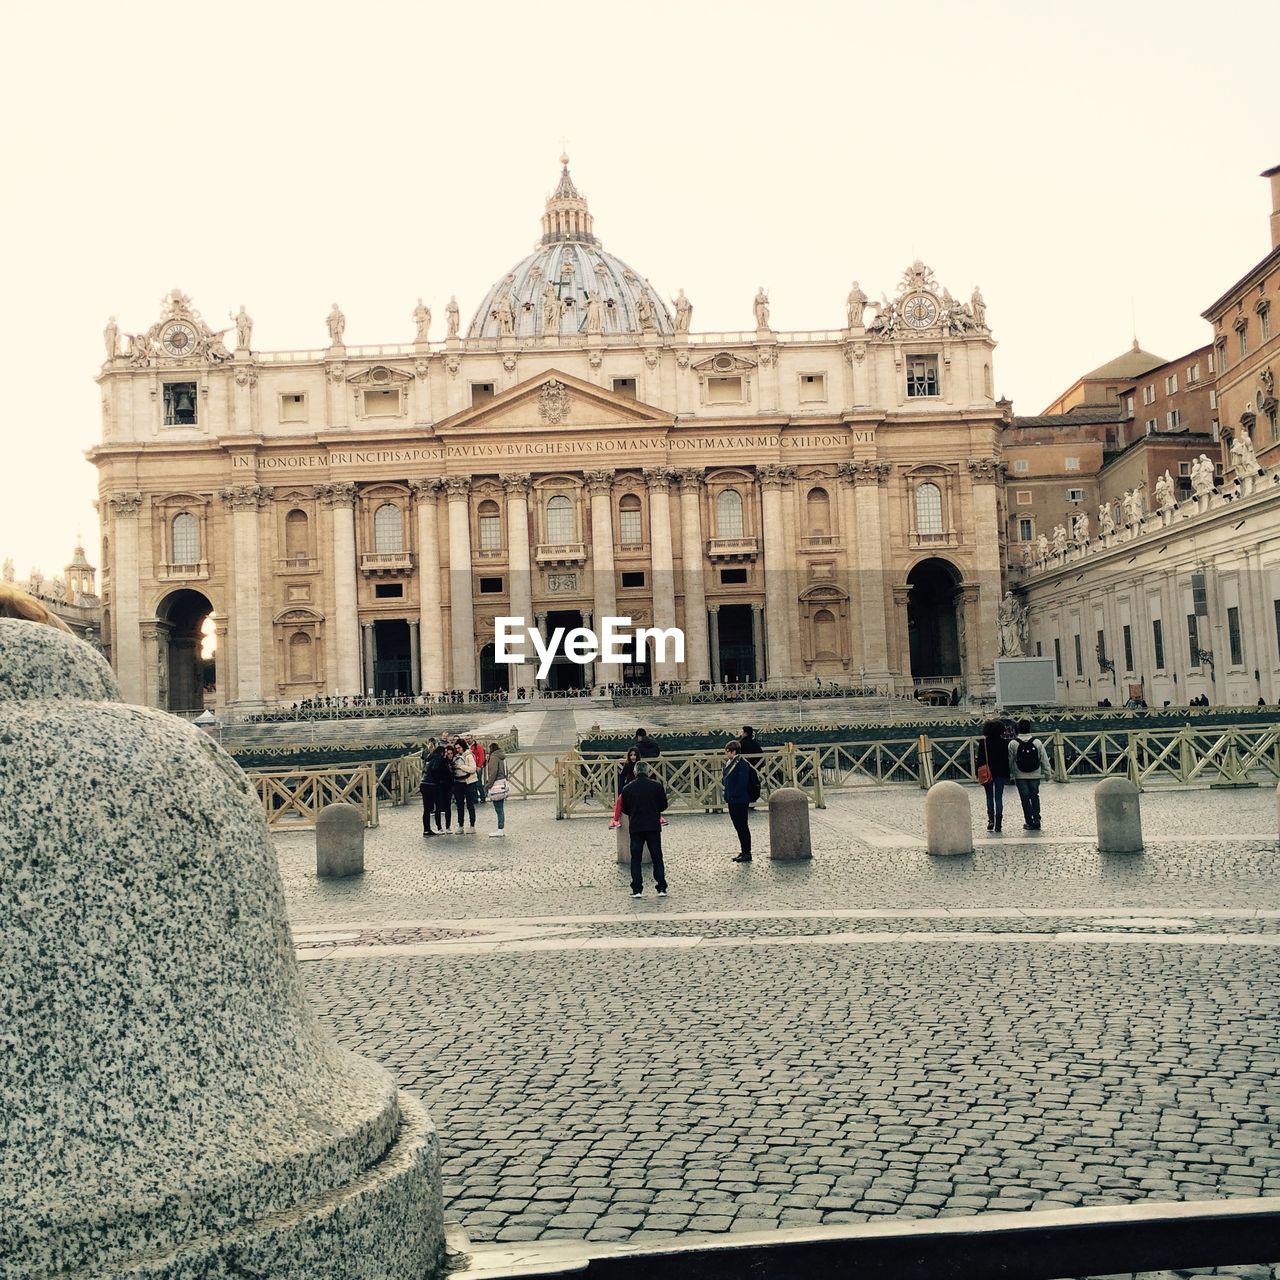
xmin=994 ymin=657 xmax=1059 ymax=707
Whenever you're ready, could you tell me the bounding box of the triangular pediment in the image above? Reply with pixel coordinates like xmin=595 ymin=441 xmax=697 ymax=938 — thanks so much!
xmin=348 ymin=364 xmax=413 ymax=386
xmin=436 ymin=369 xmax=674 ymax=434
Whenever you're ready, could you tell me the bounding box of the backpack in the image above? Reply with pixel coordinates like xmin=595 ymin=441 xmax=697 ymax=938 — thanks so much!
xmin=1014 ymin=737 xmax=1040 ymax=773
xmin=746 ymin=762 xmax=761 ymax=803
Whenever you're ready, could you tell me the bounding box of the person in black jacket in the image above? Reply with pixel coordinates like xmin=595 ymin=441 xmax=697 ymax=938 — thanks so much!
xmin=633 ymin=728 xmax=661 ymax=759
xmin=425 ymin=741 xmax=455 ymax=833
xmin=738 ymin=726 xmax=763 ymax=760
xmin=975 ymin=718 xmax=1012 ymax=833
xmin=419 ymin=737 xmax=440 ymax=838
xmin=620 ymin=761 xmax=669 ymax=898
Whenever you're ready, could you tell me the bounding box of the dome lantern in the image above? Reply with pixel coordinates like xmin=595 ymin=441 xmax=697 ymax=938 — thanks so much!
xmin=540 ymin=154 xmax=598 ymax=247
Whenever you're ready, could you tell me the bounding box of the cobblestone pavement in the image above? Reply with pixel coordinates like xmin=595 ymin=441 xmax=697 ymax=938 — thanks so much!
xmin=278 ymin=784 xmax=1280 ymax=1251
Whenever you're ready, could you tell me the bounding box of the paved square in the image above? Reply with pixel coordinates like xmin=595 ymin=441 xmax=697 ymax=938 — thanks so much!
xmin=278 ymin=782 xmax=1280 ymax=1248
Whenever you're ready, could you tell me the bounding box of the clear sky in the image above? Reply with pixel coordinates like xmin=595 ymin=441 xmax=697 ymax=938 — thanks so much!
xmin=2 ymin=0 xmax=1276 ymax=582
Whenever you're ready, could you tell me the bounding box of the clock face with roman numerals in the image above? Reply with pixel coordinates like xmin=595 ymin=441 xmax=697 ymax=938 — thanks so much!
xmin=161 ymin=321 xmax=199 ymax=357
xmin=902 ymin=293 xmax=939 ymax=330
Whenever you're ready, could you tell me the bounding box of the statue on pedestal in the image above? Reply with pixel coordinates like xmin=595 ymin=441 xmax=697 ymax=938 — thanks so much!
xmin=103 ymin=316 xmax=119 ymax=360
xmin=493 ymin=290 xmax=515 ymax=337
xmin=846 ymin=281 xmax=868 ymax=330
xmin=673 ymin=289 xmax=692 ymax=333
xmin=1191 ymin=453 xmax=1215 ymax=499
xmin=1154 ymin=470 xmax=1176 ymax=513
xmin=1035 ymin=532 xmax=1050 ymax=565
xmin=997 ymin=591 xmax=1027 ymax=658
xmin=584 ymin=291 xmax=603 ymax=336
xmin=1051 ymin=524 xmax=1068 ymax=557
xmin=1122 ymin=488 xmax=1144 ymax=527
xmin=446 ymin=295 xmax=460 ymax=339
xmin=1072 ymin=511 xmax=1089 ymax=546
xmin=970 ymin=286 xmax=987 ymax=328
xmin=636 ymin=293 xmax=657 ymax=333
xmin=1230 ymin=427 xmax=1260 ymax=477
xmin=326 ymin=303 xmax=346 ymax=345
xmin=1098 ymin=504 xmax=1116 ymax=537
xmin=541 ymin=284 xmax=561 ymax=336
xmin=753 ymin=287 xmax=771 ymax=329
xmin=413 ymin=298 xmax=431 ymax=342
xmin=233 ymin=306 xmax=253 ymax=350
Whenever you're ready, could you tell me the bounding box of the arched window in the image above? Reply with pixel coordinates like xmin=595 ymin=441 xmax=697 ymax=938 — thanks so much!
xmin=806 ymin=487 xmax=831 ymax=536
xmin=813 ymin=608 xmax=838 ymax=659
xmin=716 ymin=489 xmax=744 ymax=538
xmin=915 ymin=483 xmax=944 ymax=536
xmin=285 ymin=509 xmax=309 ymax=560
xmin=171 ymin=512 xmax=199 ymax=563
xmin=546 ymin=494 xmax=574 ymax=543
xmin=618 ymin=493 xmax=642 ymax=546
xmin=289 ymin=632 xmax=314 ymax=682
xmin=374 ymin=502 xmax=403 ymax=553
xmin=477 ymin=499 xmax=502 ymax=551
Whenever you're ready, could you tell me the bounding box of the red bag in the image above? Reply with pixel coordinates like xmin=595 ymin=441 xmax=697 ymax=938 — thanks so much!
xmin=976 ymin=764 xmax=993 ymax=786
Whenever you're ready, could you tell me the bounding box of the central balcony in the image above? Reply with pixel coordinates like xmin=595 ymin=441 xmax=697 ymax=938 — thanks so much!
xmin=706 ymin=536 xmax=759 ymax=562
xmin=359 ymin=551 xmax=414 ymax=576
xmin=535 ymin=542 xmax=587 ymax=566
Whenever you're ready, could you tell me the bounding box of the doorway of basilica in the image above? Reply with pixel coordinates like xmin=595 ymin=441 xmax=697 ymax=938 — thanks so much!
xmin=906 ymin=558 xmax=962 ymax=684
xmin=373 ymin=619 xmax=412 ymax=697
xmin=544 ymin=610 xmax=587 ymax=692
xmin=717 ymin=604 xmax=757 ymax=683
xmin=157 ymin=589 xmax=215 ymax=713
xmin=478 ymin=643 xmax=503 ymax=696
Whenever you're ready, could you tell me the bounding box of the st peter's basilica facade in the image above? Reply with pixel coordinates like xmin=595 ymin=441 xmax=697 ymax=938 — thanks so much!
xmin=91 ymin=159 xmax=1007 ymax=712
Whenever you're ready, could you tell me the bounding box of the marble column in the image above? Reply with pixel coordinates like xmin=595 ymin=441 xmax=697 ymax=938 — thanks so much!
xmin=502 ymin=473 xmax=534 ymax=697
xmin=410 ymin=479 xmax=444 ymax=694
xmin=361 ymin=621 xmax=375 ymax=696
xmin=408 ymin=620 xmax=421 ymax=694
xmin=584 ymin=470 xmax=619 ymax=683
xmin=708 ymin=605 xmax=721 ymax=685
xmin=107 ymin=491 xmax=144 ymax=705
xmin=892 ymin=583 xmax=913 ymax=683
xmin=844 ymin=460 xmax=893 ymax=685
xmin=444 ymin=477 xmax=476 ymax=691
xmin=644 ymin=468 xmax=678 ymax=683
xmin=966 ymin=457 xmax=1005 ymax=693
xmin=751 ymin=602 xmax=765 ymax=683
xmin=319 ymin=482 xmax=360 ymax=696
xmin=220 ymin=483 xmax=268 ymax=709
xmin=758 ymin=465 xmax=795 ymax=685
xmin=675 ymin=469 xmax=710 ymax=687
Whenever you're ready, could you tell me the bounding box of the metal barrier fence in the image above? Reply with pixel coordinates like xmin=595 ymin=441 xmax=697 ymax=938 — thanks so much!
xmin=554 ymin=746 xmax=825 ymax=819
xmin=246 ymin=765 xmax=379 ymax=830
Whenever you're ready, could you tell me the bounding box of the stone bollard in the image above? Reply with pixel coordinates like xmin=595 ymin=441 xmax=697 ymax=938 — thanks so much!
xmin=0 ymin=619 xmax=444 ymax=1279
xmin=317 ymin=802 xmax=365 ymax=877
xmin=615 ymin=810 xmax=651 ymax=866
xmin=768 ymin=787 xmax=812 ymax=860
xmin=925 ymin=780 xmax=973 ymax=856
xmin=1095 ymin=776 xmax=1143 ymax=853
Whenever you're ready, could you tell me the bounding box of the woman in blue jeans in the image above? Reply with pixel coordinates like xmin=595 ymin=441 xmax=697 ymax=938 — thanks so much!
xmin=976 ymin=717 xmax=1012 ymax=832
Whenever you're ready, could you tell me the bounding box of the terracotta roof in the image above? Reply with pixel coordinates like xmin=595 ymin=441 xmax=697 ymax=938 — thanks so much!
xmin=1013 ymin=408 xmax=1124 ymax=429
xmin=1079 ymin=340 xmax=1167 ymax=382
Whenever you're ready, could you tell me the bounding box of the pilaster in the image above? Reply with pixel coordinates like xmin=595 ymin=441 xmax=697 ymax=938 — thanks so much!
xmin=443 ymin=477 xmax=476 ymax=690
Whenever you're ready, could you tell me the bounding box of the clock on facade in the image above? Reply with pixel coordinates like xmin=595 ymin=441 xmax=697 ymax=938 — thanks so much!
xmin=160 ymin=321 xmax=199 ymax=357
xmin=901 ymin=293 xmax=939 ymax=330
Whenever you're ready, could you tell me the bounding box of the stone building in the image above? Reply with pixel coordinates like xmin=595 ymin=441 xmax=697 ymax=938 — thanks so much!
xmin=2 ymin=544 xmax=101 ymax=643
xmin=90 ymin=159 xmax=1006 ymax=713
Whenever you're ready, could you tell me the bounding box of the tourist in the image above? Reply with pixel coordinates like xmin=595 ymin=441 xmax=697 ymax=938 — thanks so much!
xmin=424 ymin=739 xmax=454 ymax=833
xmin=634 ymin=727 xmax=661 ymax=760
xmin=470 ymin=737 xmax=488 ymax=805
xmin=609 ymin=747 xmax=640 ymax=830
xmin=620 ymin=760 xmax=669 ymax=897
xmin=975 ymin=718 xmax=1011 ymax=833
xmin=484 ymin=741 xmax=509 ymax=837
xmin=1008 ymin=718 xmax=1052 ymax=832
xmin=738 ymin=725 xmax=763 ymax=761
xmin=450 ymin=741 xmax=478 ymax=834
xmin=723 ymin=740 xmax=758 ymax=862
xmin=419 ymin=737 xmax=440 ymax=839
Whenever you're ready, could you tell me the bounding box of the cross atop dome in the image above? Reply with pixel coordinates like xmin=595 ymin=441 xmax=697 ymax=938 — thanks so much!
xmin=541 ymin=153 xmax=598 ymax=247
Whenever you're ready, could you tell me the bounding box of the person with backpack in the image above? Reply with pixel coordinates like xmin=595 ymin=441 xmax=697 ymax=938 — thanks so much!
xmin=723 ymin=740 xmax=759 ymax=862
xmin=1007 ymin=717 xmax=1052 ymax=831
xmin=975 ymin=718 xmax=1012 ymax=833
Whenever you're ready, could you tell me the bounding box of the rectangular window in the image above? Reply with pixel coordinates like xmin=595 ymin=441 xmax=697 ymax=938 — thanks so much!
xmin=1018 ymin=517 xmax=1033 ymax=541
xmin=1053 ymin=637 xmax=1062 ymax=678
xmin=720 ymin=567 xmax=748 ymax=585
xmin=373 ymin=583 xmax=404 ymax=599
xmin=620 ymin=570 xmax=646 ymax=588
xmin=1016 ymin=490 xmax=1032 ymax=504
xmin=1239 ymin=325 xmax=1249 ymax=359
xmin=1208 ymin=351 xmax=1216 ymax=374
xmin=612 ymin=377 xmax=637 ymax=398
xmin=279 ymin=393 xmax=307 ymax=423
xmin=1228 ymin=606 xmax=1243 ymax=666
xmin=1166 ymin=409 xmax=1181 ymax=430
xmin=1036 ymin=641 xmax=1043 ymax=657
xmin=1096 ymin=628 xmax=1107 ymax=668
xmin=1123 ymin=624 xmax=1133 ymax=672
xmin=1125 ymin=395 xmax=1135 ymax=417
xmin=1066 ymin=487 xmax=1084 ymax=502
xmin=1065 ymin=457 xmax=1080 ymax=471
xmin=1165 ymin=374 xmax=1178 ymax=395
xmin=1187 ymin=614 xmax=1200 ymax=665
xmin=1209 ymin=389 xmax=1218 ymax=409
xmin=799 ymin=373 xmax=827 ymax=402
xmin=1143 ymin=385 xmax=1155 ymax=405
xmin=1145 ymin=418 xmax=1158 ymax=434
xmin=906 ymin=355 xmax=939 ymax=397
xmin=363 ymin=388 xmax=400 ymax=416
xmin=618 ymin=508 xmax=642 ymax=546
xmin=479 ymin=576 xmax=504 ymax=594
xmin=1262 ymin=310 xmax=1273 ymax=342
xmin=1013 ymin=459 xmax=1029 ymax=474
xmin=1178 ymin=461 xmax=1191 ymax=477
xmin=162 ymin=381 xmax=197 ymax=427
xmin=478 ymin=513 xmax=502 ymax=551
xmin=1152 ymin=618 xmax=1165 ymax=670
xmin=1191 ymin=572 xmax=1208 ymax=616
xmin=1074 ymin=633 xmax=1083 ymax=676
xmin=1187 ymin=363 xmax=1200 ymax=384
xmin=707 ymin=375 xmax=743 ymax=402
xmin=470 ymin=382 xmax=495 ymax=403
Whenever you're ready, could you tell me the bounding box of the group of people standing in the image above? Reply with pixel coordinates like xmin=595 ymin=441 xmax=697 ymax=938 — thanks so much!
xmin=419 ymin=733 xmax=509 ymax=839
xmin=615 ymin=725 xmax=764 ymax=897
xmin=975 ymin=716 xmax=1051 ymax=832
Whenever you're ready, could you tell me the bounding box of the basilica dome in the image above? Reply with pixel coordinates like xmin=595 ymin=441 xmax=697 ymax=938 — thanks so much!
xmin=467 ymin=158 xmax=674 ymax=341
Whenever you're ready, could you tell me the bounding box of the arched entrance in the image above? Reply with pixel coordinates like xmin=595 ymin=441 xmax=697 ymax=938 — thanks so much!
xmin=157 ymin=589 xmax=215 ymax=712
xmin=906 ymin=558 xmax=962 ymax=684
